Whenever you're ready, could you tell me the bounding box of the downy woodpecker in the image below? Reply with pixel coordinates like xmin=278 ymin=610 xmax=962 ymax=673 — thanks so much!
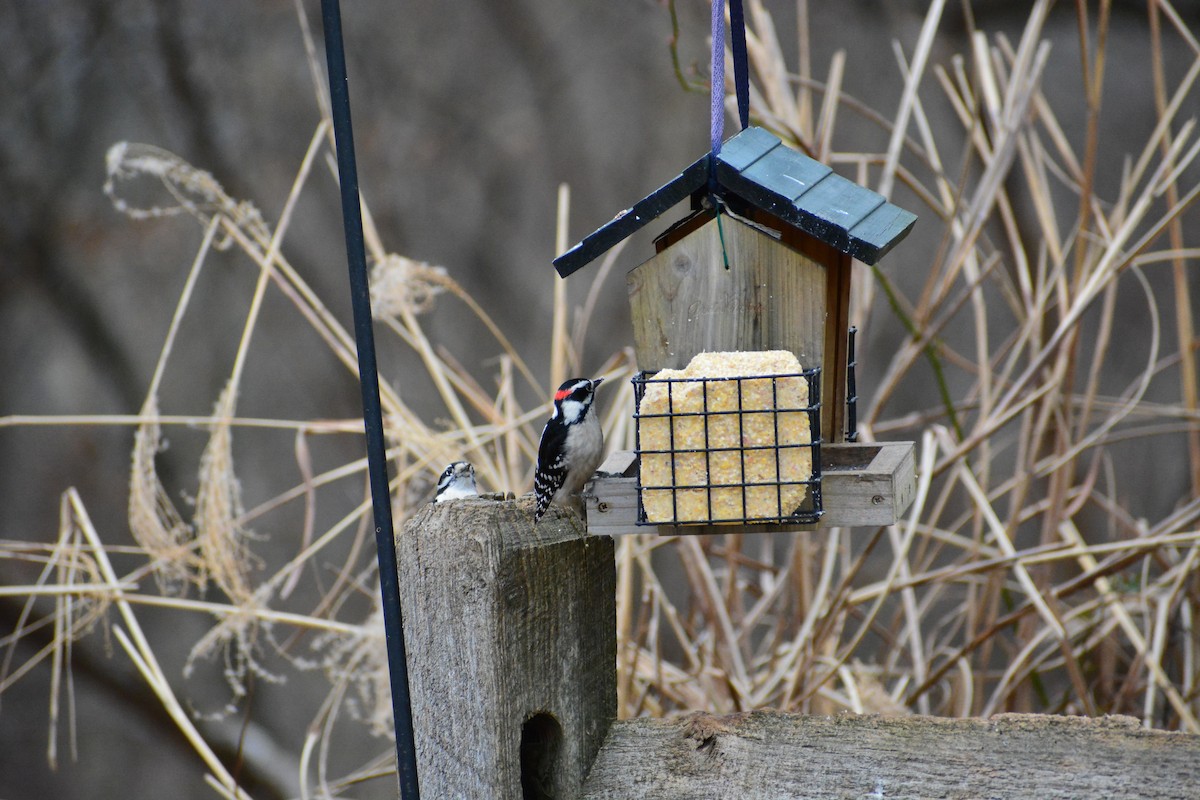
xmin=533 ymin=377 xmax=605 ymax=522
xmin=432 ymin=460 xmax=478 ymax=504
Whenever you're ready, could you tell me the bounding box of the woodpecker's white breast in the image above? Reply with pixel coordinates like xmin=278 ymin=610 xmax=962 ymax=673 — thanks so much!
xmin=437 ymin=481 xmax=477 ymax=502
xmin=555 ymin=412 xmax=604 ymax=502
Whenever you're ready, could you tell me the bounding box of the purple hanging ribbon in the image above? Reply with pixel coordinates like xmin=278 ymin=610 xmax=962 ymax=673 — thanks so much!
xmin=711 ymin=0 xmax=750 ymax=156
xmin=710 ymin=0 xmax=726 ymax=155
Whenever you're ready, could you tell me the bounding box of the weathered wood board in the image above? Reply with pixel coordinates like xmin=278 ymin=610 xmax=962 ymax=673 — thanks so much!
xmin=584 ymin=441 xmax=916 ymax=535
xmin=582 ymin=711 xmax=1200 ymax=800
xmin=397 ymin=498 xmax=615 ymax=799
xmin=627 ymin=214 xmax=826 ymax=376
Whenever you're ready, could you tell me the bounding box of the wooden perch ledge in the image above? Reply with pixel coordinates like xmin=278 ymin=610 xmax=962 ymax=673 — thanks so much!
xmin=582 ymin=710 xmax=1200 ymax=800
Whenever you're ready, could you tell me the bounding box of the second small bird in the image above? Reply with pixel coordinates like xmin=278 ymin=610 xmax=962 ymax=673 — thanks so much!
xmin=533 ymin=377 xmax=605 ymax=523
xmin=433 ymin=460 xmax=478 ymax=504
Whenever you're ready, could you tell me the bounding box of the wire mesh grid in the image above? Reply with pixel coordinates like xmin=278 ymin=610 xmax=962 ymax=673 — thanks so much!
xmin=632 ymin=368 xmax=823 ymax=526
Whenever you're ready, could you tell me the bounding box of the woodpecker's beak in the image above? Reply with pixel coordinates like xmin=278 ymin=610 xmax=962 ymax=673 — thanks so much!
xmin=592 ymin=377 xmax=605 ymax=389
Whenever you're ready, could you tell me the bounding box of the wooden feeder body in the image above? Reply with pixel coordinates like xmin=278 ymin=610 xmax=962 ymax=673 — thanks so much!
xmin=627 ymin=211 xmax=851 ymax=445
xmin=553 ymin=126 xmax=919 ymax=531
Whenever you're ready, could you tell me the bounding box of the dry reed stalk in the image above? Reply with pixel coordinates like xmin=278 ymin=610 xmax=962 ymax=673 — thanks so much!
xmin=128 ymin=397 xmax=197 ymax=593
xmin=1150 ymin=0 xmax=1200 ymax=499
xmin=195 ymin=384 xmax=255 ymax=604
xmin=552 ymin=183 xmax=574 ymax=387
xmin=62 ymin=489 xmax=254 ymax=799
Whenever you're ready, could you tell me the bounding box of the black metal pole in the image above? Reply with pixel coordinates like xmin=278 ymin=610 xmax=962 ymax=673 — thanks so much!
xmin=317 ymin=2 xmax=420 ymax=797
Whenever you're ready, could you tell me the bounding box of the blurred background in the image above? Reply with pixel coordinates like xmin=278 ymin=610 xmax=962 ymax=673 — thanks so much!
xmin=2 ymin=1 xmax=1199 ymax=798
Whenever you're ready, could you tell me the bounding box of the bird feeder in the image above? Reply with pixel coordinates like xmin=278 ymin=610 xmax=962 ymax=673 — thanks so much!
xmin=557 ymin=127 xmax=918 ymax=534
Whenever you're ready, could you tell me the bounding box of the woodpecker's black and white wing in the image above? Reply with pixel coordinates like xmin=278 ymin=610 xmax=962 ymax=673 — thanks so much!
xmin=533 ymin=422 xmax=569 ymax=521
xmin=433 ymin=460 xmax=478 ymax=504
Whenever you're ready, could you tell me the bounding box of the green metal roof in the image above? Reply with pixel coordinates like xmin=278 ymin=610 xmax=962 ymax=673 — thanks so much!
xmin=554 ymin=126 xmax=916 ymax=277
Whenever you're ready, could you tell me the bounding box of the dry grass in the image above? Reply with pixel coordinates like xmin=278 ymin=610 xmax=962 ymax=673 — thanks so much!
xmin=616 ymin=0 xmax=1200 ymax=725
xmin=2 ymin=0 xmax=1200 ymax=797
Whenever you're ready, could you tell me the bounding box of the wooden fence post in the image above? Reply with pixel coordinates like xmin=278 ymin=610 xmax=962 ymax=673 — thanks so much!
xmin=396 ymin=498 xmax=616 ymax=799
